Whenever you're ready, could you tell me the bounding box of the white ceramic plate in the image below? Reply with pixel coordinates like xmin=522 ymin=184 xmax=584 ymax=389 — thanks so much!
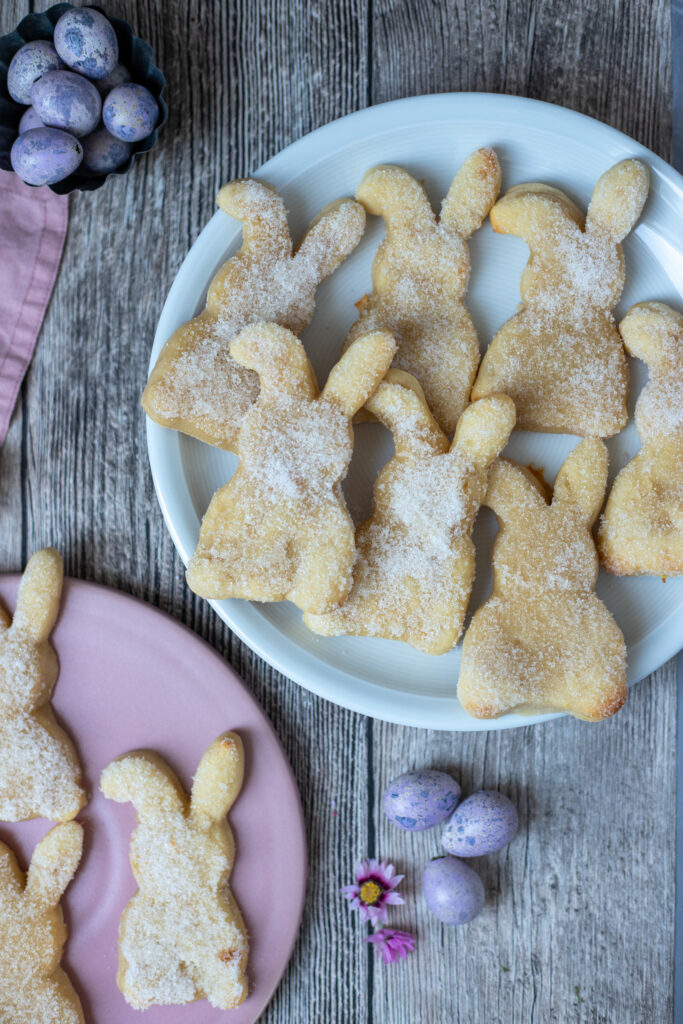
xmin=147 ymin=93 xmax=683 ymax=731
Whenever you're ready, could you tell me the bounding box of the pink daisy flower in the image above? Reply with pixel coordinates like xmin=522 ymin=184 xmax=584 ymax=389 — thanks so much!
xmin=340 ymin=858 xmax=404 ymax=923
xmin=366 ymin=928 xmax=416 ymax=964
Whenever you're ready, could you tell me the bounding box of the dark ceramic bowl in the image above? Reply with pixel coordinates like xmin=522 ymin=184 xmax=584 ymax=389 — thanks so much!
xmin=0 ymin=3 xmax=167 ymax=193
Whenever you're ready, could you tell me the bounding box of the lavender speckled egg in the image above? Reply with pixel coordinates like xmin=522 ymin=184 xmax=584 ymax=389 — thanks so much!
xmin=11 ymin=127 xmax=83 ymax=186
xmin=32 ymin=70 xmax=101 ymax=139
xmin=53 ymin=7 xmax=118 ymax=80
xmin=441 ymin=790 xmax=518 ymax=857
xmin=18 ymin=106 xmax=44 ymax=134
xmin=423 ymin=856 xmax=485 ymax=925
xmin=382 ymin=770 xmax=461 ymax=832
xmin=103 ymin=83 xmax=158 ymax=142
xmin=94 ymin=62 xmax=131 ymax=97
xmin=7 ymin=40 xmax=64 ymax=105
xmin=81 ymin=128 xmax=131 ymax=173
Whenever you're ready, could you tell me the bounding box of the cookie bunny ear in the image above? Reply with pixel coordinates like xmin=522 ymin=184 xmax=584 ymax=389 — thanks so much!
xmin=485 ymin=458 xmax=548 ymax=521
xmin=101 ymin=753 xmax=187 ymax=822
xmin=12 ymin=548 xmax=63 ymax=642
xmin=553 ymin=438 xmax=608 ymax=525
xmin=489 ymin=184 xmax=584 ymax=249
xmin=365 ymin=369 xmax=448 ymax=457
xmin=619 ymin=301 xmax=683 ymax=365
xmin=230 ymin=323 xmax=318 ymax=401
xmin=356 ymin=166 xmax=436 ymax=234
xmin=451 ymin=395 xmax=516 ymax=468
xmin=190 ymin=733 xmax=244 ymax=825
xmin=294 ymin=198 xmax=366 ymax=279
xmin=440 ymin=147 xmax=502 ymax=238
xmin=217 ymin=179 xmax=292 ymax=261
xmin=585 ymin=159 xmax=649 ymax=242
xmin=25 ymin=822 xmax=83 ymax=908
xmin=321 ymin=330 xmax=396 ymax=417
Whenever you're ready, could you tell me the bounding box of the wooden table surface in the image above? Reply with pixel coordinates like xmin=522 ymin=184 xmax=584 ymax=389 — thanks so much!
xmin=0 ymin=2 xmax=677 ymax=1022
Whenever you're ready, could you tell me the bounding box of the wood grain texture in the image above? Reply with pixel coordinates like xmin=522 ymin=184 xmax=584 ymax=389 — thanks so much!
xmin=0 ymin=1 xmax=676 ymax=1022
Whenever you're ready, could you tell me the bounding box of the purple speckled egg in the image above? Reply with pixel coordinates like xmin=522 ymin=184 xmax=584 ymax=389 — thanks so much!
xmin=18 ymin=106 xmax=44 ymax=134
xmin=7 ymin=40 xmax=64 ymax=105
xmin=382 ymin=770 xmax=461 ymax=832
xmin=103 ymin=83 xmax=158 ymax=142
xmin=53 ymin=7 xmax=118 ymax=80
xmin=94 ymin=62 xmax=131 ymax=97
xmin=11 ymin=127 xmax=83 ymax=186
xmin=81 ymin=128 xmax=131 ymax=173
xmin=441 ymin=790 xmax=518 ymax=857
xmin=423 ymin=856 xmax=485 ymax=925
xmin=32 ymin=70 xmax=101 ymax=138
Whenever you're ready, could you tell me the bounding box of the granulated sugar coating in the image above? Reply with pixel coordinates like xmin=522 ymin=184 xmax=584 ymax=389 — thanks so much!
xmin=599 ymin=302 xmax=683 ymax=576
xmin=0 ymin=821 xmax=84 ymax=1024
xmin=142 ymin=178 xmax=365 ymax=450
xmin=344 ymin=148 xmax=501 ymax=436
xmin=306 ymin=372 xmax=515 ymax=654
xmin=459 ymin=441 xmax=628 ymax=721
xmin=186 ymin=323 xmax=396 ymax=614
xmin=0 ymin=548 xmax=85 ymax=823
xmin=100 ymin=734 xmax=248 ymax=1011
xmin=472 ymin=159 xmax=649 ymax=436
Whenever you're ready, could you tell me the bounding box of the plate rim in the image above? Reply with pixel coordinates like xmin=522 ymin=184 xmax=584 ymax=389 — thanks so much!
xmin=145 ymin=91 xmax=683 ymax=732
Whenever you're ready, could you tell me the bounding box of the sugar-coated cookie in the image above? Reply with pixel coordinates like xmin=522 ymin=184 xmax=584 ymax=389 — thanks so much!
xmin=142 ymin=179 xmax=365 ymax=450
xmin=0 ymin=548 xmax=85 ymax=823
xmin=305 ymin=371 xmax=515 ymax=653
xmin=599 ymin=302 xmax=683 ymax=575
xmin=344 ymin=149 xmax=501 ymax=434
xmin=187 ymin=322 xmax=396 ymax=613
xmin=100 ymin=733 xmax=248 ymax=1011
xmin=458 ymin=440 xmax=627 ymax=720
xmin=472 ymin=160 xmax=649 ymax=436
xmin=0 ymin=821 xmax=84 ymax=1024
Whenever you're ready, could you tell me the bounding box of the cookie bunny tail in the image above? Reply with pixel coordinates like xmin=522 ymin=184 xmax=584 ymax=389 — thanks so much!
xmin=321 ymin=330 xmax=396 ymax=417
xmin=230 ymin=322 xmax=318 ymax=400
xmin=25 ymin=822 xmax=83 ymax=908
xmin=440 ymin=147 xmax=502 ymax=239
xmin=365 ymin=369 xmax=448 ymax=457
xmin=585 ymin=160 xmax=649 ymax=242
xmin=217 ymin=179 xmax=292 ymax=260
xmin=356 ymin=165 xmax=436 ymax=234
xmin=552 ymin=438 xmax=608 ymax=526
xmin=190 ymin=732 xmax=245 ymax=826
xmin=11 ymin=548 xmax=63 ymax=641
xmin=294 ymin=198 xmax=366 ymax=278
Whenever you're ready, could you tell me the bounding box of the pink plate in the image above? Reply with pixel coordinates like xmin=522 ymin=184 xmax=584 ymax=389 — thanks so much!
xmin=0 ymin=576 xmax=307 ymax=1023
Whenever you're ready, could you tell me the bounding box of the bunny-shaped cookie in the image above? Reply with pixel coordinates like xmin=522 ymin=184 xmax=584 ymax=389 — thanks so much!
xmin=344 ymin=148 xmax=501 ymax=434
xmin=101 ymin=733 xmax=247 ymax=1011
xmin=472 ymin=160 xmax=649 ymax=436
xmin=306 ymin=371 xmax=515 ymax=653
xmin=599 ymin=302 xmax=683 ymax=575
xmin=0 ymin=821 xmax=84 ymax=1024
xmin=142 ymin=179 xmax=366 ymax=451
xmin=458 ymin=440 xmax=627 ymax=721
xmin=0 ymin=548 xmax=85 ymax=822
xmin=187 ymin=322 xmax=396 ymax=613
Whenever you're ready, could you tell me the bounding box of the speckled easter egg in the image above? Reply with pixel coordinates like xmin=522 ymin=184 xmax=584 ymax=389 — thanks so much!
xmin=7 ymin=40 xmax=64 ymax=105
xmin=18 ymin=106 xmax=44 ymax=134
xmin=423 ymin=856 xmax=485 ymax=925
xmin=382 ymin=770 xmax=461 ymax=832
xmin=11 ymin=127 xmax=83 ymax=186
xmin=53 ymin=7 xmax=118 ymax=80
xmin=441 ymin=790 xmax=518 ymax=857
xmin=93 ymin=62 xmax=130 ymax=97
xmin=103 ymin=82 xmax=158 ymax=142
xmin=32 ymin=70 xmax=101 ymax=138
xmin=81 ymin=127 xmax=131 ymax=173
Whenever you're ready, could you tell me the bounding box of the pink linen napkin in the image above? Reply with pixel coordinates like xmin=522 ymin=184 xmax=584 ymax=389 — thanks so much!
xmin=0 ymin=169 xmax=68 ymax=445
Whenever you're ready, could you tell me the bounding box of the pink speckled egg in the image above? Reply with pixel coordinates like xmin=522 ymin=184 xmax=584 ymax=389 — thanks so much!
xmin=53 ymin=7 xmax=118 ymax=80
xmin=7 ymin=40 xmax=64 ymax=105
xmin=423 ymin=856 xmax=485 ymax=925
xmin=382 ymin=770 xmax=461 ymax=831
xmin=441 ymin=790 xmax=518 ymax=857
xmin=81 ymin=128 xmax=131 ymax=173
xmin=11 ymin=127 xmax=83 ymax=186
xmin=103 ymin=82 xmax=158 ymax=142
xmin=32 ymin=70 xmax=101 ymax=139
